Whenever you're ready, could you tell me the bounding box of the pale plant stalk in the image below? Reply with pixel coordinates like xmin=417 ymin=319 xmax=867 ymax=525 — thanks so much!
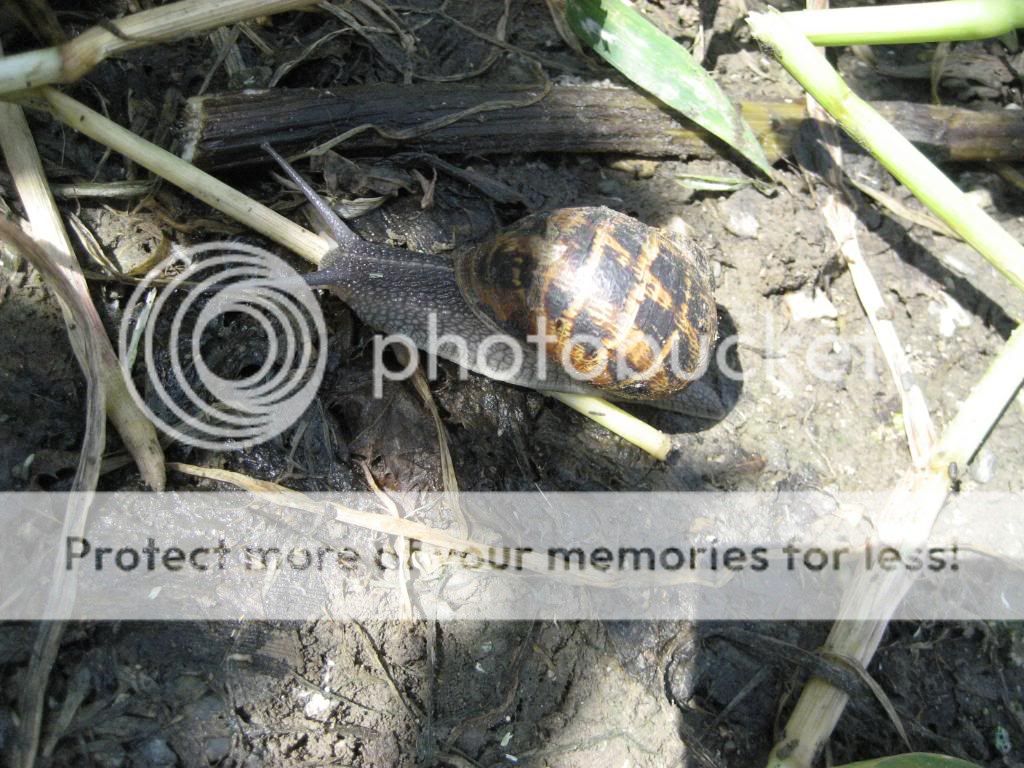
xmin=783 ymin=0 xmax=1024 ymax=46
xmin=0 ymin=219 xmax=106 ymax=768
xmin=800 ymin=56 xmax=937 ymax=464
xmin=748 ymin=11 xmax=1024 ymax=295
xmin=549 ymin=393 xmax=672 ymax=460
xmin=822 ymin=198 xmax=937 ymax=466
xmin=767 ymin=324 xmax=1024 ymax=768
xmin=0 ymin=84 xmax=165 ymax=489
xmin=37 ymin=87 xmax=331 ymax=264
xmin=750 ymin=7 xmax=1024 ymax=766
xmin=33 ymin=89 xmax=673 ymax=458
xmin=0 ymin=0 xmax=318 ymax=96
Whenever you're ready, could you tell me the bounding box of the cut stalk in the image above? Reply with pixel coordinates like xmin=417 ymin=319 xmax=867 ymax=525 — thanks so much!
xmin=549 ymin=393 xmax=671 ymax=460
xmin=183 ymin=85 xmax=1024 ymax=169
xmin=752 ymin=9 xmax=1024 ymax=765
xmin=33 ymin=89 xmax=671 ymax=459
xmin=748 ymin=11 xmax=1024 ymax=298
xmin=783 ymin=0 xmax=1024 ymax=46
xmin=930 ymin=324 xmax=1024 ymax=469
xmin=0 ymin=0 xmax=317 ymax=96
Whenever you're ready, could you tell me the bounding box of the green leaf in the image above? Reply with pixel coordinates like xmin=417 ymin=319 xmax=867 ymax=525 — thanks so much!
xmin=566 ymin=0 xmax=773 ymax=176
xmin=837 ymin=754 xmax=982 ymax=768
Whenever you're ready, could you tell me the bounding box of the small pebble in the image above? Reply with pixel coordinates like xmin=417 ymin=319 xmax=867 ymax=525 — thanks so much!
xmin=205 ymin=737 xmax=231 ymax=764
xmin=784 ymin=289 xmax=838 ymax=322
xmin=994 ymin=724 xmax=1012 ymax=755
xmin=303 ymin=692 xmax=336 ymax=722
xmin=135 ymin=737 xmax=178 ymax=767
xmin=971 ymin=448 xmax=997 ymax=484
xmin=724 ymin=209 xmax=759 ymax=239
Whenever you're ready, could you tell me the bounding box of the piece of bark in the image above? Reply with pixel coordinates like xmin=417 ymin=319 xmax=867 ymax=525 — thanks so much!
xmin=182 ymin=83 xmax=1024 ymax=169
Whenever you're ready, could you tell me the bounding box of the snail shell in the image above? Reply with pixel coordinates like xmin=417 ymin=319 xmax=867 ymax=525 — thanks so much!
xmin=262 ymin=144 xmax=722 ymax=415
xmin=455 ymin=207 xmax=717 ymax=398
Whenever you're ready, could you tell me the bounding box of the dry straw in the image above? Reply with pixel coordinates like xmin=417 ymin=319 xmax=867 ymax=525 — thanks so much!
xmin=0 ymin=0 xmax=318 ymax=96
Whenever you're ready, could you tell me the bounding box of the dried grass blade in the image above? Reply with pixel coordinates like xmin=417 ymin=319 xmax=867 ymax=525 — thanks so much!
xmin=0 ymin=219 xmax=105 ymax=768
xmin=0 ymin=89 xmax=166 ymax=488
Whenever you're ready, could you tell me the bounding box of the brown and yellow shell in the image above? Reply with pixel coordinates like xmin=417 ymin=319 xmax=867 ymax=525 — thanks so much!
xmin=455 ymin=206 xmax=717 ymax=399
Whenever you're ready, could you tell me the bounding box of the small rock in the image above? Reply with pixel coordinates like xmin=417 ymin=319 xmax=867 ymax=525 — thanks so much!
xmin=971 ymin=448 xmax=997 ymax=484
xmin=303 ymin=691 xmax=337 ymax=722
xmin=724 ymin=209 xmax=759 ymax=239
xmin=204 ymin=736 xmax=231 ymax=764
xmin=720 ymin=189 xmax=762 ymax=239
xmin=784 ymin=289 xmax=838 ymax=322
xmin=928 ymin=294 xmax=971 ymax=337
xmin=134 ymin=737 xmax=178 ymax=767
xmin=994 ymin=724 xmax=1012 ymax=755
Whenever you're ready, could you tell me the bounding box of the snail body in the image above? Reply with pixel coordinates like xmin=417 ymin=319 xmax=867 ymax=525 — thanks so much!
xmin=265 ymin=146 xmax=720 ymax=415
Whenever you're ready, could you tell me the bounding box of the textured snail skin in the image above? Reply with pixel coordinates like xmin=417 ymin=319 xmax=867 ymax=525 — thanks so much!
xmin=264 ymin=145 xmax=722 ymax=417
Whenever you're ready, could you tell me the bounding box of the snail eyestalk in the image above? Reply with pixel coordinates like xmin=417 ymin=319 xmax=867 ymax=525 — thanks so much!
xmin=262 ymin=143 xmax=359 ymax=249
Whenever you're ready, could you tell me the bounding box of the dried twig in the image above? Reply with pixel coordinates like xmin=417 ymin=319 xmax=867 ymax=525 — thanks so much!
xmin=352 ymin=621 xmax=423 ymax=720
xmin=183 ymin=85 xmax=1024 ymax=169
xmin=359 ymin=460 xmax=414 ymax=621
xmin=407 ymin=361 xmax=469 ymax=538
xmin=34 ymin=87 xmax=331 ymax=264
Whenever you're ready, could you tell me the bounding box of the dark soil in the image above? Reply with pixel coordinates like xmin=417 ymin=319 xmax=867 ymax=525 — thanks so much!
xmin=2 ymin=0 xmax=1023 ymax=766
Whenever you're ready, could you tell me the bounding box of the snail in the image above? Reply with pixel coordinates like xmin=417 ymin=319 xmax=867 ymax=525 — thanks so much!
xmin=264 ymin=145 xmax=722 ymax=416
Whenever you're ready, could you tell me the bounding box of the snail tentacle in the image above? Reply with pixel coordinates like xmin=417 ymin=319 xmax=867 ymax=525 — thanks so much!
xmin=263 ymin=143 xmax=360 ymax=250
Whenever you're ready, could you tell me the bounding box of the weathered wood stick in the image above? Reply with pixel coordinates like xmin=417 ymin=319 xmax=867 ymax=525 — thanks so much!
xmin=182 ymin=84 xmax=1024 ymax=169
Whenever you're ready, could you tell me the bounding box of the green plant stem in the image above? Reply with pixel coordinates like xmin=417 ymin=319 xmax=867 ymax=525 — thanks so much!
xmin=783 ymin=0 xmax=1024 ymax=45
xmin=747 ymin=11 xmax=1024 ymax=299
